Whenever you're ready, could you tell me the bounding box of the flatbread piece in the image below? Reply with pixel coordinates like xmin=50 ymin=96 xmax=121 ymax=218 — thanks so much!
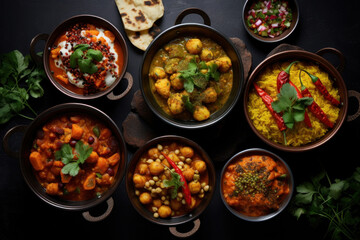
xmin=125 ymin=24 xmax=161 ymax=51
xmin=115 ymin=0 xmax=164 ymax=31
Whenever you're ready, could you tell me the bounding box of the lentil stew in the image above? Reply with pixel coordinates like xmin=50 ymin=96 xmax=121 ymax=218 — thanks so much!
xmin=29 ymin=113 xmax=122 ymax=201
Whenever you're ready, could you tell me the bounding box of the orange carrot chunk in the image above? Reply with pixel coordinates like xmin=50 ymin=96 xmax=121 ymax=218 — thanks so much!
xmin=29 ymin=151 xmax=45 ymax=171
xmin=71 ymin=124 xmax=84 ymax=140
xmin=60 ymin=171 xmax=72 ymax=183
xmin=95 ymin=157 xmax=109 ymax=174
xmin=83 ymin=173 xmax=96 ymax=190
xmin=108 ymin=153 xmax=120 ymax=166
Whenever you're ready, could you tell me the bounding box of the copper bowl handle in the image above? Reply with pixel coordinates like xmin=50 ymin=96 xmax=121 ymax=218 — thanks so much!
xmin=175 ymin=8 xmax=211 ymax=26
xmin=347 ymin=90 xmax=360 ymax=122
xmin=82 ymin=197 xmax=114 ymax=222
xmin=107 ymin=72 xmax=133 ymax=100
xmin=316 ymin=47 xmax=346 ymax=73
xmin=30 ymin=33 xmax=49 ymax=66
xmin=169 ymin=219 xmax=201 ymax=238
xmin=2 ymin=125 xmax=27 ymax=159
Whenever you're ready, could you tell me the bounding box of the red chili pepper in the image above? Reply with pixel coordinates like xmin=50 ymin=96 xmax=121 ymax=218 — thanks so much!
xmin=253 ymin=82 xmax=287 ymax=144
xmin=161 ymin=152 xmax=192 ymax=206
xmin=299 ymin=71 xmax=334 ymax=128
xmin=302 ymin=70 xmax=340 ymax=106
xmin=276 ymin=61 xmax=312 ymax=128
xmin=276 ymin=61 xmax=298 ymax=92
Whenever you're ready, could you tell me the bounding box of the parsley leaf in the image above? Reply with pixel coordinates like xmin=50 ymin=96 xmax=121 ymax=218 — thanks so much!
xmin=272 ymin=83 xmax=313 ymax=129
xmin=163 ymin=170 xmax=184 ymax=199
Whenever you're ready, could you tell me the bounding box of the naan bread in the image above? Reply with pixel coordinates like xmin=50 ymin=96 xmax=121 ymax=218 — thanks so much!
xmin=125 ymin=24 xmax=161 ymax=51
xmin=115 ymin=0 xmax=164 ymax=31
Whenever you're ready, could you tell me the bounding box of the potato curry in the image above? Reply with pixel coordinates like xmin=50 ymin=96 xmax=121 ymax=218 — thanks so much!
xmin=148 ymin=37 xmax=233 ymax=121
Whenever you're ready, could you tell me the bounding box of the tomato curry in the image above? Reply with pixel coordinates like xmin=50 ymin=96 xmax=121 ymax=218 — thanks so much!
xmin=222 ymin=154 xmax=290 ymax=217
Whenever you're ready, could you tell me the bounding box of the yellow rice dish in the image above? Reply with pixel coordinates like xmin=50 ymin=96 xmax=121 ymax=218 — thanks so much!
xmin=248 ymin=61 xmax=340 ymax=146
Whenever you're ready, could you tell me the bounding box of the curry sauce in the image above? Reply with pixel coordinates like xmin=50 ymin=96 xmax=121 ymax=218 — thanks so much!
xmin=222 ymin=155 xmax=290 ymax=217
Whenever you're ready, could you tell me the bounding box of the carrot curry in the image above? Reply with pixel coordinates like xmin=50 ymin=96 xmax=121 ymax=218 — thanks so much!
xmin=132 ymin=142 xmax=211 ymax=218
xmin=29 ymin=114 xmax=121 ymax=201
xmin=222 ymin=154 xmax=290 ymax=217
xmin=49 ymin=23 xmax=124 ymax=95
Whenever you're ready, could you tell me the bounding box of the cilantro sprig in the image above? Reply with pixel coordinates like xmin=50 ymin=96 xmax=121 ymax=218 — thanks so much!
xmin=179 ymin=58 xmax=220 ymax=93
xmin=55 ymin=140 xmax=93 ymax=177
xmin=291 ymin=167 xmax=360 ymax=240
xmin=162 ymin=169 xmax=184 ymax=199
xmin=271 ymin=83 xmax=313 ymax=129
xmin=0 ymin=50 xmax=45 ymax=124
xmin=70 ymin=44 xmax=103 ymax=74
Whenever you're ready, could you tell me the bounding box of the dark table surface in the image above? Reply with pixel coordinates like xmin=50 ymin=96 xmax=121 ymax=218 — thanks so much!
xmin=1 ymin=0 xmax=360 ymax=239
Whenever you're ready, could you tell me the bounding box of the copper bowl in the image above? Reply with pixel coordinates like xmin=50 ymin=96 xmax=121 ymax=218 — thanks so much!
xmin=2 ymin=103 xmax=127 ymax=221
xmin=242 ymin=0 xmax=299 ymax=43
xmin=243 ymin=48 xmax=360 ymax=152
xmin=220 ymin=148 xmax=294 ymax=221
xmin=30 ymin=14 xmax=132 ymax=100
xmin=140 ymin=8 xmax=244 ymax=129
xmin=125 ymin=135 xmax=216 ymax=237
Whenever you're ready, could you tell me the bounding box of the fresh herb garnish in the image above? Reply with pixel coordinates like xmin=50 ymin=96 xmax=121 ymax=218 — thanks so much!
xmin=179 ymin=58 xmax=220 ymax=93
xmin=182 ymin=95 xmax=195 ymax=113
xmin=291 ymin=167 xmax=360 ymax=240
xmin=70 ymin=44 xmax=103 ymax=74
xmin=163 ymin=170 xmax=184 ymax=199
xmin=0 ymin=50 xmax=45 ymax=124
xmin=272 ymin=83 xmax=313 ymax=129
xmin=55 ymin=140 xmax=93 ymax=177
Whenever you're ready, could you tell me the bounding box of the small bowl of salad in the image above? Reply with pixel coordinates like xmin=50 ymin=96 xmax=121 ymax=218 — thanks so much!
xmin=242 ymin=0 xmax=299 ymax=42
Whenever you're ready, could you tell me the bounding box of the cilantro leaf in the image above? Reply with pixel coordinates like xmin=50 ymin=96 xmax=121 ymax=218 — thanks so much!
xmin=179 ymin=59 xmax=221 ymax=93
xmin=182 ymin=95 xmax=195 ymax=113
xmin=75 ymin=140 xmax=93 ymax=164
xmin=55 ymin=140 xmax=93 ymax=177
xmin=0 ymin=50 xmax=45 ymax=124
xmin=70 ymin=45 xmax=103 ymax=74
xmin=272 ymin=83 xmax=313 ymax=129
xmin=61 ymin=162 xmax=80 ymax=176
xmin=163 ymin=171 xmax=184 ymax=199
xmin=55 ymin=143 xmax=74 ymax=164
xmin=291 ymin=168 xmax=360 ymax=240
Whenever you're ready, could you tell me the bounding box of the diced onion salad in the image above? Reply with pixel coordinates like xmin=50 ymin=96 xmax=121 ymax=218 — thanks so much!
xmin=246 ymin=0 xmax=292 ymax=38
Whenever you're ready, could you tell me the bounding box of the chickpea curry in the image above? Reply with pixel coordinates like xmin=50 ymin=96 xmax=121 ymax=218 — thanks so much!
xmin=29 ymin=114 xmax=121 ymax=201
xmin=49 ymin=23 xmax=124 ymax=95
xmin=148 ymin=37 xmax=233 ymax=121
xmin=222 ymin=155 xmax=290 ymax=217
xmin=133 ymin=142 xmax=211 ymax=219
